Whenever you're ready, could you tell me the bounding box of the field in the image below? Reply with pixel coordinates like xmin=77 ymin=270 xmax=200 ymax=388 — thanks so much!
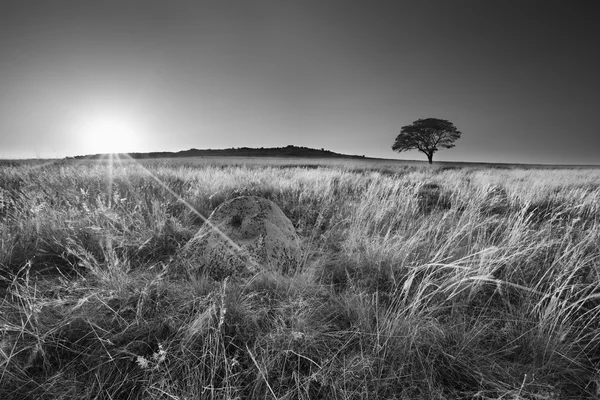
xmin=1 ymin=157 xmax=600 ymax=399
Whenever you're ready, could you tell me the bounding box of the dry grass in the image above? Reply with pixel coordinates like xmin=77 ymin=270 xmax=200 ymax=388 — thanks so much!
xmin=1 ymin=157 xmax=600 ymax=399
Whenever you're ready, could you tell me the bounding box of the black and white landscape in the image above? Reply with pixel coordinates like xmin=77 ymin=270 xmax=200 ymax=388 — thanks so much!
xmin=1 ymin=1 xmax=600 ymax=399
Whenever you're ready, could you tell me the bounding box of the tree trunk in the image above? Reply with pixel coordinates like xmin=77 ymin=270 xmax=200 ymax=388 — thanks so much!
xmin=427 ymin=153 xmax=433 ymax=164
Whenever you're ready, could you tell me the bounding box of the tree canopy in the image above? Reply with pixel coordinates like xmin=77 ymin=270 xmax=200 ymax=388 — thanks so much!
xmin=392 ymin=118 xmax=462 ymax=164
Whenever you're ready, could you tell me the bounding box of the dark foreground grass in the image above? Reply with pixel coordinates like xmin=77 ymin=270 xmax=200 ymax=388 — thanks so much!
xmin=1 ymin=159 xmax=600 ymax=399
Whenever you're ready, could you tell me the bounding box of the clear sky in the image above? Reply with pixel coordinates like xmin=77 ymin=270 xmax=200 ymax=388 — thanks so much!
xmin=0 ymin=0 xmax=598 ymax=164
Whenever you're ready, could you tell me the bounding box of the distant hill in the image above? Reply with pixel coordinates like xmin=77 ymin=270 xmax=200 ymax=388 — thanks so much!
xmin=69 ymin=145 xmax=369 ymax=160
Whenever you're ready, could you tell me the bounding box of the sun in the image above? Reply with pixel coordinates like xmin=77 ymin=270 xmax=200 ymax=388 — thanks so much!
xmin=77 ymin=111 xmax=140 ymax=154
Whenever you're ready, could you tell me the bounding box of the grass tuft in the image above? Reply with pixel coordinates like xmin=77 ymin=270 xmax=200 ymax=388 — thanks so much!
xmin=1 ymin=160 xmax=600 ymax=398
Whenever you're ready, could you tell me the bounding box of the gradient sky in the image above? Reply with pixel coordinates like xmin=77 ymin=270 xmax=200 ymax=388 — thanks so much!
xmin=0 ymin=1 xmax=598 ymax=164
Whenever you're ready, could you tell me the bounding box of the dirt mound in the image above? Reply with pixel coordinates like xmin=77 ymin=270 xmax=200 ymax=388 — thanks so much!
xmin=174 ymin=196 xmax=301 ymax=280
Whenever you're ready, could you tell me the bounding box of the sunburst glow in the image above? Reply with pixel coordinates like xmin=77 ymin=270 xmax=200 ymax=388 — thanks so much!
xmin=76 ymin=111 xmax=141 ymax=154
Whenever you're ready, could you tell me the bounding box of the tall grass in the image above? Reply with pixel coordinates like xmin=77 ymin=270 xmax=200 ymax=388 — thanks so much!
xmin=1 ymin=159 xmax=599 ymax=399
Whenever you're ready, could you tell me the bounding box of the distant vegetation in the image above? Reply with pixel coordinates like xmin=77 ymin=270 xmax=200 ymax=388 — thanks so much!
xmin=1 ymin=159 xmax=600 ymax=399
xmin=393 ymin=118 xmax=462 ymax=164
xmin=68 ymin=145 xmax=368 ymax=160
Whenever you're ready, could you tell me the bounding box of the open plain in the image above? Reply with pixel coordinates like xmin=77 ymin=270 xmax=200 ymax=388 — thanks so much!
xmin=1 ymin=156 xmax=600 ymax=399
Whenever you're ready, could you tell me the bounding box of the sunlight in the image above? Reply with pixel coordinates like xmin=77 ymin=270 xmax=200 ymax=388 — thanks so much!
xmin=76 ymin=111 xmax=141 ymax=154
xmin=119 ymin=152 xmax=244 ymax=256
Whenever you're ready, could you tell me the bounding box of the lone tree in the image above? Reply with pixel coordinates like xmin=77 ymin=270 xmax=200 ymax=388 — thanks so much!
xmin=392 ymin=118 xmax=462 ymax=164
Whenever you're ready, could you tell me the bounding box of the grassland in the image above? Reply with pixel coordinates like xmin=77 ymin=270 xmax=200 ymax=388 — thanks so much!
xmin=1 ymin=157 xmax=600 ymax=399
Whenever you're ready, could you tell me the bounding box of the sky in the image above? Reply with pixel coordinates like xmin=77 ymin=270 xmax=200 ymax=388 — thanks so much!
xmin=0 ymin=0 xmax=599 ymax=164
